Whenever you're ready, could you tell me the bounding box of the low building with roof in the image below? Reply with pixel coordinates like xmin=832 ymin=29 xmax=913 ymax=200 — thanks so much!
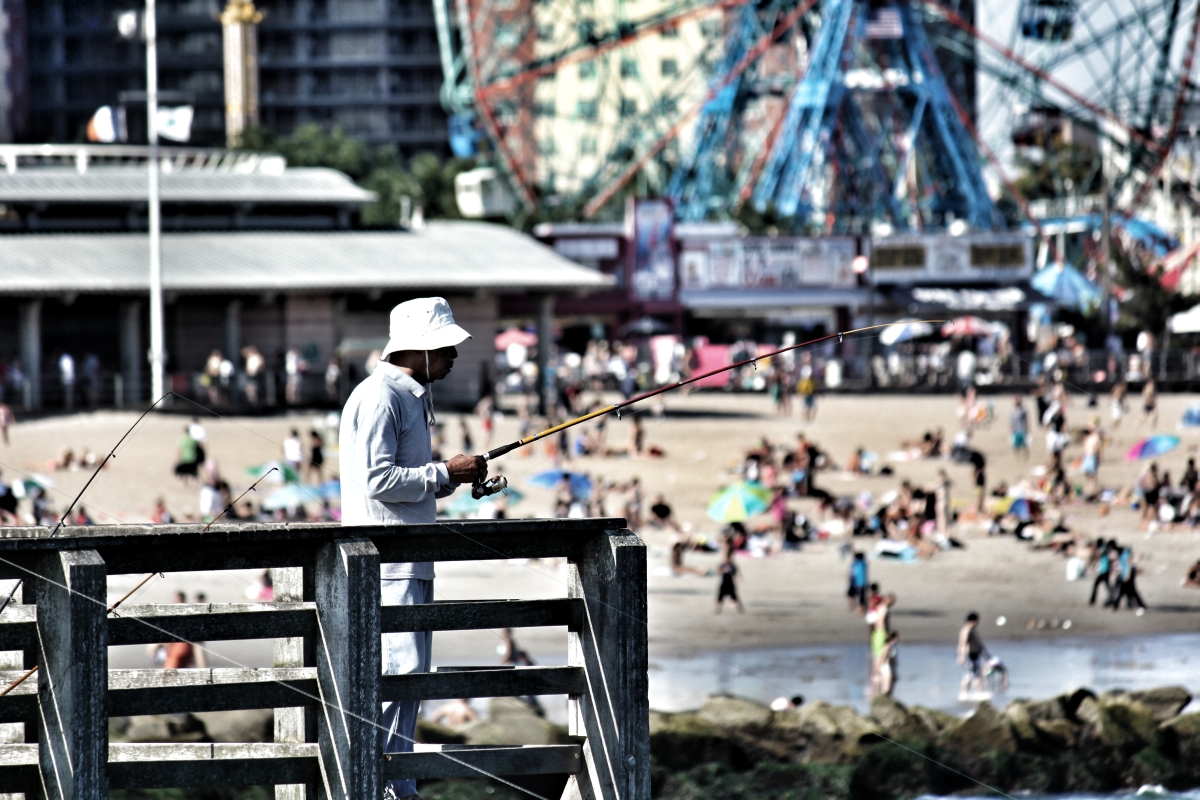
xmin=0 ymin=145 xmax=609 ymax=410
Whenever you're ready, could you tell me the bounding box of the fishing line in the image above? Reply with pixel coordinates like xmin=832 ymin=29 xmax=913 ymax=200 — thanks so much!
xmin=0 ymin=393 xmax=171 ymax=620
xmin=3 ymin=328 xmax=1017 ymax=798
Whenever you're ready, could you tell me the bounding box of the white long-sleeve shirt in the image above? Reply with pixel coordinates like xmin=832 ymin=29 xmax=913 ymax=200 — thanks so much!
xmin=339 ymin=361 xmax=457 ymax=580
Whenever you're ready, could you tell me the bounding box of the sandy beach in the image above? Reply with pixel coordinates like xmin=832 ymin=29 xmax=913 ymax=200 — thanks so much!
xmin=1 ymin=389 xmax=1199 ymax=668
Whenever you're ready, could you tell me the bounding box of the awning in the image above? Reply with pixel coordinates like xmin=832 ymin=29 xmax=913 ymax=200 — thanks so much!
xmin=884 ymin=285 xmax=1053 ymax=313
xmin=679 ymin=288 xmax=872 ymax=311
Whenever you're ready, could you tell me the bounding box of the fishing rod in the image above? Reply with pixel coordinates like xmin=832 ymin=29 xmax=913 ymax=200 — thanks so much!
xmin=470 ymin=320 xmax=943 ymax=498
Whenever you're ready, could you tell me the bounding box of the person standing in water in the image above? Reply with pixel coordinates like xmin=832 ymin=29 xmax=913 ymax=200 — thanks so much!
xmin=957 ymin=612 xmax=988 ymax=696
xmin=715 ymin=546 xmax=745 ymax=615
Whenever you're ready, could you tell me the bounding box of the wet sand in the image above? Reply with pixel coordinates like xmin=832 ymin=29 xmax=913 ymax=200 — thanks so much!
xmin=2 ymin=389 xmax=1199 ymax=667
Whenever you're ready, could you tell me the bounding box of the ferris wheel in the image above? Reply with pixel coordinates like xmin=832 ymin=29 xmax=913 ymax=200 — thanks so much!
xmin=437 ymin=0 xmax=1200 ymax=230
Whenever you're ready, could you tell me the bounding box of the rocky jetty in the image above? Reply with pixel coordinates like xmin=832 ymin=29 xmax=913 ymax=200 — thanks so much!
xmin=107 ymin=687 xmax=1200 ymax=799
xmin=650 ymin=687 xmax=1199 ymax=798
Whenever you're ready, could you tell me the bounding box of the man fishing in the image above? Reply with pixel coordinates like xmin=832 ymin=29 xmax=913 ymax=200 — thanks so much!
xmin=339 ymin=296 xmax=481 ymax=800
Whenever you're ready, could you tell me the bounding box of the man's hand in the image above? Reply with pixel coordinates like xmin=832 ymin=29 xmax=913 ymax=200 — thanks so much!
xmin=445 ymin=454 xmax=481 ymax=485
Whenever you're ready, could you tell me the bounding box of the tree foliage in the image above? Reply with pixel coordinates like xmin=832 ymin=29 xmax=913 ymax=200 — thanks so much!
xmin=237 ymin=125 xmax=474 ymax=225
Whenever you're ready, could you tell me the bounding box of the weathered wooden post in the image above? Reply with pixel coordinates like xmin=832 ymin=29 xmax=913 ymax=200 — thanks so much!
xmin=567 ymin=530 xmax=650 ymax=800
xmin=35 ymin=550 xmax=107 ymax=799
xmin=314 ymin=538 xmax=381 ymax=799
xmin=273 ymin=565 xmax=312 ymax=800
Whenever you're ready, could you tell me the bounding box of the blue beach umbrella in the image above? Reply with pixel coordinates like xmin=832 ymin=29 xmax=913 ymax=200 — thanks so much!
xmin=706 ymin=482 xmax=772 ymax=524
xmin=529 ymin=471 xmax=593 ymax=499
xmin=1031 ymin=264 xmax=1101 ymax=311
xmin=1125 ymin=435 xmax=1181 ymax=461
xmin=445 ymin=486 xmax=525 ymax=518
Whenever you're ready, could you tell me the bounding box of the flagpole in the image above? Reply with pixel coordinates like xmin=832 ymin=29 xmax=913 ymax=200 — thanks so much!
xmin=146 ymin=0 xmax=165 ymax=404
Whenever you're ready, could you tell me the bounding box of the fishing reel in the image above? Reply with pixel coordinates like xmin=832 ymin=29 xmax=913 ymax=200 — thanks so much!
xmin=472 ymin=475 xmax=508 ymax=500
xmin=470 ymin=454 xmax=508 ymax=499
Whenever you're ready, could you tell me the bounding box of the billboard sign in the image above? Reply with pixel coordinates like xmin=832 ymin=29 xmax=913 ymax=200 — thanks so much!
xmin=627 ymin=198 xmax=676 ymax=300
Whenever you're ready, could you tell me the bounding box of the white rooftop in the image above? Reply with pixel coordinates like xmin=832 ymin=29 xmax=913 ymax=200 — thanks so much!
xmin=0 ymin=222 xmax=612 ymax=294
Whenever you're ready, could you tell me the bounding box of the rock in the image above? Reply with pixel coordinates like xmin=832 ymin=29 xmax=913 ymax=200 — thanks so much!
xmin=791 ymin=701 xmax=881 ymax=762
xmin=1075 ymin=696 xmax=1101 ymax=726
xmin=1085 ymin=697 xmax=1158 ymax=756
xmin=1027 ymin=688 xmax=1096 ymax=724
xmin=910 ymin=705 xmax=958 ymax=736
xmin=937 ymin=702 xmax=1017 ymax=762
xmin=113 ymin=713 xmax=209 ymax=743
xmin=649 ymin=710 xmax=743 ymax=771
xmin=193 ymin=710 xmax=272 ymax=743
xmin=1033 ymin=718 xmax=1079 ymax=750
xmin=697 ymin=694 xmax=774 ymax=730
xmin=1160 ymin=712 xmax=1200 ymax=769
xmin=869 ymin=695 xmax=933 ymax=745
xmin=1004 ymin=701 xmax=1037 ymax=745
xmin=1105 ymin=686 xmax=1192 ymax=723
xmin=459 ymin=698 xmax=569 ymax=747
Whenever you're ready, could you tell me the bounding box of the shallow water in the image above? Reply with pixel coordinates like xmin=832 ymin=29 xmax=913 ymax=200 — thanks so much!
xmin=647 ymin=633 xmax=1200 ymax=715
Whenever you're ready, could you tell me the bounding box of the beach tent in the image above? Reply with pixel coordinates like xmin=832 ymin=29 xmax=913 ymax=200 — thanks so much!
xmin=1031 ymin=263 xmax=1100 ymax=311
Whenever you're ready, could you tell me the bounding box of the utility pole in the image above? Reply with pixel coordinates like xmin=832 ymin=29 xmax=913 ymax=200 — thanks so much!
xmin=146 ymin=0 xmax=165 ymax=403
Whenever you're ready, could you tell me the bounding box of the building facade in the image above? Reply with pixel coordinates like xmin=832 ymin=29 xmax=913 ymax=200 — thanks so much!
xmin=3 ymin=0 xmax=448 ymax=156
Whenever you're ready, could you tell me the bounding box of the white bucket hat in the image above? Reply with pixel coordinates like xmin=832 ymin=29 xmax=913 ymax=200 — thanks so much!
xmin=382 ymin=297 xmax=472 ymax=358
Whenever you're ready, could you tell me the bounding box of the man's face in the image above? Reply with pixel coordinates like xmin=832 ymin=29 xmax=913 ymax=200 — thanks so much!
xmin=425 ymin=346 xmax=458 ymax=382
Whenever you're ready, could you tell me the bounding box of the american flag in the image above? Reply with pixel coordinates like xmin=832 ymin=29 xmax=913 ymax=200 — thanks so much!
xmin=865 ymin=8 xmax=904 ymax=39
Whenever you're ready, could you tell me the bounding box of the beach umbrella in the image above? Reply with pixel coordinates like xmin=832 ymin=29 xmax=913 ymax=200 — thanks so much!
xmin=494 ymin=328 xmax=537 ymax=350
xmin=880 ymin=319 xmax=934 ymax=346
xmin=10 ymin=474 xmax=54 ymax=499
xmin=1125 ymin=435 xmax=1181 ymax=461
xmin=706 ymin=482 xmax=772 ymax=523
xmin=1168 ymin=304 xmax=1200 ymax=334
xmin=261 ymin=483 xmax=317 ymax=511
xmin=445 ymin=486 xmax=525 ymax=518
xmin=529 ymin=470 xmax=593 ymax=499
xmin=941 ymin=317 xmax=993 ymax=338
xmin=1181 ymin=406 xmax=1200 ymax=428
xmin=1031 ymin=263 xmax=1101 ymax=311
xmin=316 ymin=479 xmax=341 ymax=499
xmin=247 ymin=461 xmax=299 ymax=484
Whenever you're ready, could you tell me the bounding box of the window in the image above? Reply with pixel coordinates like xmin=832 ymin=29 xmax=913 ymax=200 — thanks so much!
xmin=579 ymin=60 xmax=597 ymax=79
xmin=660 ymin=58 xmax=678 ymax=77
xmin=970 ymin=244 xmax=1025 ymax=268
xmin=581 ymin=136 xmax=597 ymax=155
xmin=620 ymin=58 xmax=638 ymax=78
xmin=576 ymin=99 xmax=597 ymax=119
xmin=537 ymin=23 xmax=554 ymax=41
xmin=700 ymin=19 xmax=722 ymax=38
xmin=872 ymin=246 xmax=926 ymax=269
xmin=660 ymin=97 xmax=677 ymax=114
xmin=539 ymin=139 xmax=556 ymax=156
xmin=661 ymin=25 xmax=679 ymax=39
xmin=620 ymin=98 xmax=637 ymax=117
xmin=535 ymin=100 xmax=555 ymax=117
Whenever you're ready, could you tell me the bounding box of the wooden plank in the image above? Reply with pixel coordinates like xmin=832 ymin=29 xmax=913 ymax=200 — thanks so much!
xmin=381 ymin=598 xmax=583 ymax=633
xmin=271 ymin=567 xmax=311 ymax=800
xmin=381 ymin=666 xmax=585 ymax=702
xmin=0 ymin=743 xmax=38 ymax=792
xmin=107 ymin=668 xmax=318 ymax=717
xmin=382 ymin=744 xmax=582 ymax=781
xmin=37 ymin=548 xmax=108 ymax=800
xmin=0 ymin=605 xmax=35 ymax=650
xmin=106 ymin=742 xmax=319 ymax=788
xmin=0 ymin=520 xmax=624 ymax=575
xmin=108 ymin=602 xmax=315 ymax=646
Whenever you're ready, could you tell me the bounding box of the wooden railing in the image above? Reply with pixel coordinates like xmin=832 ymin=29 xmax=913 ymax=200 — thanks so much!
xmin=0 ymin=518 xmax=649 ymax=800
